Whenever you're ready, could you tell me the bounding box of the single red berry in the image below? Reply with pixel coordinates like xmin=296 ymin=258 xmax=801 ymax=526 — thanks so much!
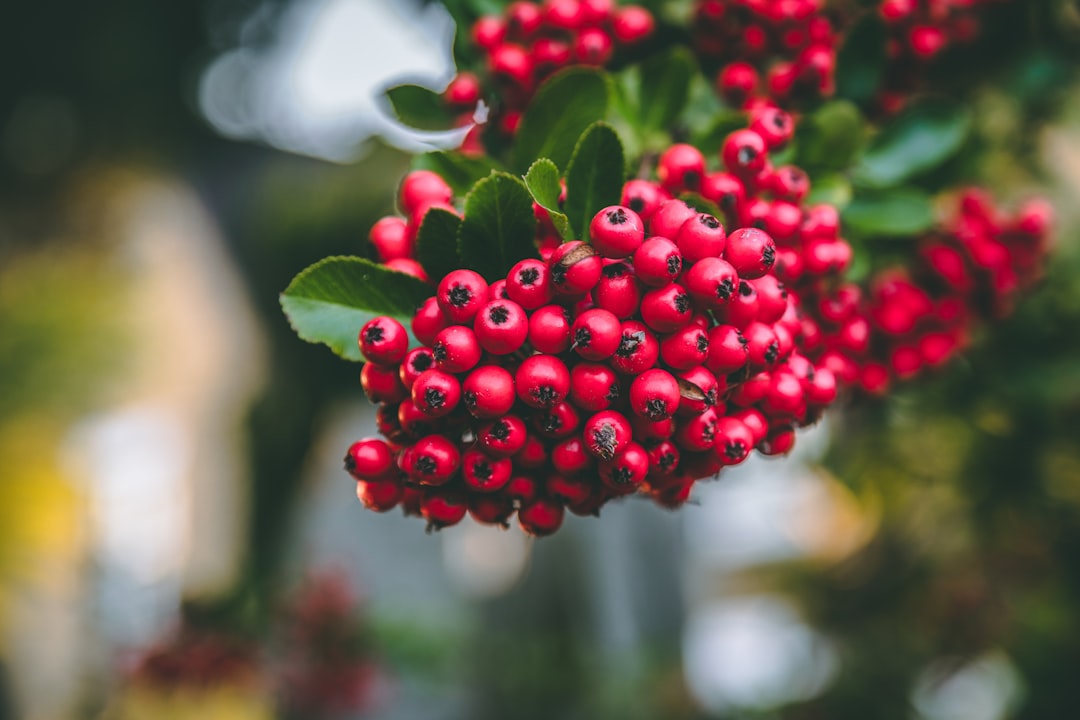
xmin=721 ymin=280 xmax=761 ymax=329
xmin=344 ymin=438 xmax=394 ymax=480
xmin=676 ymin=213 xmax=727 ymax=262
xmin=462 ymin=449 xmax=512 ymax=492
xmin=360 ymin=361 xmax=406 ymax=404
xmin=571 ymin=308 xmax=623 ymax=361
xmin=399 ymin=347 xmax=436 ymax=389
xmin=505 ymin=474 xmax=541 ymax=504
xmin=805 ymin=365 xmax=838 ymax=406
xmin=768 ymin=165 xmax=810 ymax=203
xmin=749 ymin=107 xmax=795 ymax=150
xmin=544 ymin=0 xmax=586 ymax=30
xmin=684 ymin=257 xmax=738 ymax=309
xmin=610 ymin=320 xmax=660 ymax=375
xmin=532 ymin=36 xmax=573 ymax=75
xmin=420 ymin=491 xmax=468 ymax=529
xmin=518 ymin=498 xmax=565 ymax=536
xmin=432 ymin=325 xmax=482 ymax=374
xmin=722 ymin=129 xmax=768 ymax=177
xmin=356 ymin=479 xmax=403 ymax=513
xmin=396 ymin=399 xmax=437 ymax=439
xmin=399 ymin=170 xmax=453 ymax=217
xmin=590 ymin=205 xmax=645 ymax=258
xmin=369 ymin=216 xmax=411 ymax=261
xmin=713 ymin=417 xmax=754 ymax=466
xmin=552 ymin=436 xmax=595 ymax=475
xmin=632 ymin=415 xmax=675 ymax=441
xmin=406 ymin=435 xmax=461 ymax=485
xmin=472 ymin=15 xmax=506 ymax=49
xmin=574 ymin=27 xmax=614 ymax=64
xmin=411 ymin=369 xmax=462 ymax=417
xmin=629 ymin=368 xmax=681 ymax=420
xmin=506 ymin=258 xmax=554 ymax=309
xmin=488 ymin=279 xmax=509 ymax=300
xmin=599 ymin=442 xmax=649 ymax=491
xmin=640 ymin=283 xmax=694 ymax=332
xmin=723 ymin=227 xmax=776 ymax=279
xmin=676 ymin=406 xmax=719 ymax=452
xmin=359 ymin=316 xmax=409 ymax=365
xmin=583 ymin=410 xmax=632 ymax=460
xmin=705 ymin=324 xmax=748 ymax=374
xmin=633 ymin=236 xmax=683 ymax=286
xmin=444 ymin=72 xmax=481 ymax=109
xmin=469 ymin=493 xmax=515 ymax=527
xmin=677 ymin=366 xmax=719 ymax=415
xmin=592 ymin=262 xmax=642 ymax=319
xmin=701 ymin=173 xmax=746 ymax=224
xmin=412 ymin=297 xmax=448 ymax=346
xmin=612 ymin=5 xmax=654 ymax=43
xmin=462 ymin=365 xmax=516 ymax=418
xmin=758 ymin=425 xmax=796 ymax=456
xmin=478 ymin=415 xmax=529 ymax=457
xmin=570 ymin=362 xmax=621 ymax=412
xmin=646 ymin=439 xmax=680 ymax=477
xmin=516 ymin=354 xmax=571 ymax=408
xmin=763 ymin=371 xmax=806 ymax=418
xmin=473 ymin=299 xmax=529 ymax=355
xmin=657 ymin=144 xmax=706 ymax=194
xmin=716 ymin=61 xmax=758 ymax=105
xmin=549 ymin=241 xmax=603 ymax=294
xmin=437 ymin=269 xmax=489 ymax=324
xmin=533 ymin=401 xmax=581 ymax=439
xmin=648 ymin=200 xmax=698 ymax=241
xmin=729 ymin=369 xmax=771 ymax=407
xmin=529 ymin=304 xmax=573 ymax=354
xmin=489 ymin=43 xmax=534 ymax=91
xmin=742 ymin=321 xmax=780 ymax=368
xmin=750 ymin=276 xmax=788 ymax=325
xmin=660 ymin=325 xmax=710 ymax=370
xmin=622 ymin=179 xmax=669 ymax=221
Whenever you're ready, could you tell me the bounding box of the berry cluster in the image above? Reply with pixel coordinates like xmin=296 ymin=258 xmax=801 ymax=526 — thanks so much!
xmin=366 ymin=170 xmax=456 ymax=282
xmin=694 ymin=0 xmax=838 ymax=109
xmin=805 ymin=189 xmax=1052 ymax=395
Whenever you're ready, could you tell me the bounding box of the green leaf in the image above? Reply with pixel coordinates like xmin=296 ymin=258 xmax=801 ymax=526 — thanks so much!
xmin=836 ymin=14 xmax=887 ymax=107
xmin=524 ymin=158 xmax=573 ymax=241
xmin=635 ymin=47 xmax=696 ymax=133
xmin=691 ymin=111 xmax=748 ymax=158
xmin=385 ymin=84 xmax=456 ymax=131
xmin=512 ymin=67 xmax=610 ymax=174
xmin=806 ymin=175 xmax=853 ymax=209
xmin=796 ymin=100 xmax=866 ymax=174
xmin=842 ymin=187 xmax=936 ymax=237
xmin=679 ymin=192 xmax=724 ymax=218
xmin=416 ymin=208 xmax=463 ymax=281
xmin=458 ymin=172 xmax=539 ymax=281
xmin=412 ymin=151 xmax=499 ymax=196
xmin=852 ymin=100 xmax=972 ymax=189
xmin=280 ymin=257 xmax=431 ymax=361
xmin=564 ymin=123 xmax=626 ymax=241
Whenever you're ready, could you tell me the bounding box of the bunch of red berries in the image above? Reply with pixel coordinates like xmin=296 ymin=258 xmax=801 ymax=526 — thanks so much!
xmin=804 ymin=189 xmax=1053 ymax=395
xmin=694 ymin=0 xmax=838 ymax=109
xmin=365 ymin=170 xmax=456 ymax=282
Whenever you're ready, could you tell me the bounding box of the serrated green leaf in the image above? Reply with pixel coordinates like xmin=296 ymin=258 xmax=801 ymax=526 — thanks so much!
xmin=636 ymin=47 xmax=696 ymax=133
xmin=412 ymin=151 xmax=499 ymax=196
xmin=852 ymin=100 xmax=972 ymax=189
xmin=524 ymin=158 xmax=573 ymax=241
xmin=280 ymin=257 xmax=431 ymax=361
xmin=691 ymin=111 xmax=748 ymax=157
xmin=842 ymin=187 xmax=936 ymax=237
xmin=416 ymin=208 xmax=463 ymax=281
xmin=512 ymin=68 xmax=610 ymax=174
xmin=458 ymin=172 xmax=539 ymax=281
xmin=796 ymin=100 xmax=866 ymax=174
xmin=385 ymin=84 xmax=457 ymax=131
xmin=836 ymin=14 xmax=888 ymax=107
xmin=565 ymin=123 xmax=626 ymax=241
xmin=806 ymin=175 xmax=853 ymax=209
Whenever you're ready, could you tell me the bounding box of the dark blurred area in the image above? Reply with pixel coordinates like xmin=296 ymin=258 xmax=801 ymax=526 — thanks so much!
xmin=2 ymin=1 xmax=1080 ymax=719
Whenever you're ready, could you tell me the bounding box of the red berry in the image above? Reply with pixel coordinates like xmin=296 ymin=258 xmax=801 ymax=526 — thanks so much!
xmin=583 ymin=410 xmax=633 ymax=460
xmin=406 ymin=435 xmax=461 ymax=485
xmin=570 ymin=362 xmax=621 ymax=412
xmin=742 ymin=321 xmax=780 ymax=368
xmin=344 ymin=438 xmax=394 ymax=480
xmin=721 ymin=280 xmax=761 ymax=329
xmin=749 ymin=107 xmax=794 ymax=150
xmin=462 ymin=365 xmax=516 ymax=418
xmin=646 ymin=439 xmax=680 ymax=476
xmin=514 ymin=433 xmax=548 ymax=469
xmin=529 ymin=304 xmax=573 ymax=354
xmin=444 ymin=72 xmax=481 ymax=108
xmin=676 ymin=213 xmax=727 ymax=262
xmin=676 ymin=406 xmax=719 ymax=452
xmin=599 ymin=442 xmax=649 ymax=491
xmin=478 ymin=415 xmax=529 ymax=457
xmin=629 ymin=368 xmax=680 ymax=420
xmin=469 ymin=494 xmax=515 ymax=527
xmin=649 ymin=200 xmax=698 ymax=241
xmin=706 ymin=324 xmax=748 ymax=374
xmin=356 ymin=479 xmax=403 ymax=513
xmin=590 ymin=205 xmax=645 ymax=258
xmin=611 ymin=320 xmax=660 ymax=375
xmin=722 ymin=129 xmax=768 ymax=177
xmin=723 ymin=227 xmax=776 ymax=279
xmin=677 ymin=365 xmax=719 ymax=415
xmin=684 ymin=257 xmax=738 ymax=309
xmin=518 ymin=498 xmax=565 ymax=536
xmin=717 ymin=61 xmax=759 ymax=105
xmin=633 ymin=236 xmax=683 ymax=286
xmin=420 ymin=491 xmax=468 ymax=529
xmin=437 ymin=269 xmax=489 ymax=324
xmin=612 ymin=5 xmax=654 ymax=43
xmin=360 ymin=361 xmax=406 ymax=404
xmin=412 ymin=297 xmax=448 ymax=346
xmin=399 ymin=347 xmax=436 ymax=389
xmin=714 ymin=416 xmax=754 ymax=466
xmin=473 ymin=299 xmax=529 ymax=355
xmin=660 ymin=325 xmax=710 ymax=370
xmin=411 ymin=368 xmax=462 ymax=417
xmin=571 ymin=308 xmax=623 ymax=360
xmin=359 ymin=316 xmax=409 ymax=365
xmin=552 ymin=436 xmax=595 ymax=475
xmin=657 ymin=144 xmax=706 ymax=194
xmin=640 ymin=283 xmax=694 ymax=332
xmin=432 ymin=325 xmax=482 ymax=374
xmin=533 ymin=401 xmax=581 ymax=439
xmin=622 ymin=179 xmax=669 ymax=221
xmin=386 ymin=257 xmax=429 ymax=282
xmin=462 ymin=449 xmax=512 ymax=492
xmin=396 ymin=399 xmax=437 ymax=439
xmin=516 ymin=354 xmax=571 ymax=408
xmin=549 ymin=241 xmax=603 ymax=294
xmin=399 ymin=170 xmax=453 ymax=217
xmin=369 ymin=216 xmax=411 ymax=261
xmin=701 ymin=173 xmax=746 ymax=224
xmin=489 ymin=43 xmax=534 ymax=91
xmin=574 ymin=27 xmax=614 ymax=65
xmin=763 ymin=371 xmax=806 ymax=417
xmin=506 ymin=258 xmax=554 ymax=309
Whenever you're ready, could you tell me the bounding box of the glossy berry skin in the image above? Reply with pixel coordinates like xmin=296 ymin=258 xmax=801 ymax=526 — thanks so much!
xmin=552 ymin=437 xmax=595 ymax=476
xmin=583 ymin=410 xmax=633 ymax=460
xmin=437 ymin=270 xmax=489 ymax=324
xmin=657 ymin=144 xmax=706 ymax=194
xmin=518 ymin=498 xmax=565 ymax=537
xmin=344 ymin=438 xmax=394 ymax=480
xmin=549 ymin=241 xmax=602 ymax=294
xmin=724 ymin=227 xmax=776 ymax=279
xmin=533 ymin=401 xmax=581 ymax=439
xmin=506 ymin=258 xmax=554 ymax=309
xmin=676 ymin=406 xmax=719 ymax=452
xmin=599 ymin=442 xmax=650 ymax=491
xmin=716 ymin=61 xmax=758 ymax=105
xmin=633 ymin=236 xmax=683 ymax=286
xmin=571 ymin=308 xmax=622 ymax=361
xmin=612 ymin=5 xmax=654 ymax=43
xmin=722 ymin=280 xmax=760 ymax=329
xmin=593 ymin=263 xmax=642 ymax=319
xmin=706 ymin=324 xmax=749 ymax=374
xmin=743 ymin=322 xmax=780 ymax=369
xmin=660 ymin=325 xmax=710 ymax=370
xmin=462 ymin=365 xmax=516 ymax=418
xmin=399 ymin=170 xmax=453 ymax=216
xmin=610 ymin=321 xmax=660 ymax=375
xmin=444 ymin=72 xmax=481 ymax=108
xmin=411 ymin=369 xmax=462 ymax=418
xmin=420 ymin=491 xmax=468 ymax=529
xmin=407 ymin=435 xmax=461 ymax=485
xmin=713 ymin=417 xmax=754 ymax=466
xmin=469 ymin=494 xmax=515 ymax=527
xmin=570 ymin=362 xmax=621 ymax=412
xmin=432 ymin=325 xmax=482 ymax=374
xmin=751 ymin=276 xmax=788 ymax=325
xmin=359 ymin=316 xmax=409 ymax=365
xmin=590 ymin=205 xmax=645 ymax=258
xmin=399 ymin=347 xmax=436 ymax=389
xmin=622 ymin=180 xmax=669 ymax=221
xmin=684 ymin=257 xmax=739 ymax=310
xmin=361 ymin=362 xmax=406 ymax=404
xmin=640 ymin=283 xmax=694 ymax=333
xmin=369 ymin=216 xmax=411 ymax=261
xmin=676 ymin=213 xmax=727 ymax=262
xmin=677 ymin=366 xmax=719 ymax=416
xmin=516 ymin=354 xmax=571 ymax=409
xmin=646 ymin=439 xmax=680 ymax=477
xmin=701 ymin=172 xmax=746 ymax=223
xmin=649 ymin=200 xmax=698 ymax=241
xmin=412 ymin=297 xmax=448 ymax=346
xmin=476 ymin=415 xmax=528 ymax=458
xmin=396 ymin=399 xmax=437 ymax=439
xmin=763 ymin=371 xmax=806 ymax=417
xmin=474 ymin=299 xmax=529 ymax=354
xmin=461 ymin=449 xmax=512 ymax=493
xmin=629 ymin=368 xmax=680 ymax=420
xmin=528 ymin=304 xmax=572 ymax=354
xmin=722 ymin=129 xmax=768 ymax=177
xmin=356 ymin=479 xmax=403 ymax=513
xmin=749 ymin=107 xmax=795 ymax=150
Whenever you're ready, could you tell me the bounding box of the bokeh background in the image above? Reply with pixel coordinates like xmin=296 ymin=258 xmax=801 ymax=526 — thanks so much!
xmin=2 ymin=1 xmax=1080 ymax=718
